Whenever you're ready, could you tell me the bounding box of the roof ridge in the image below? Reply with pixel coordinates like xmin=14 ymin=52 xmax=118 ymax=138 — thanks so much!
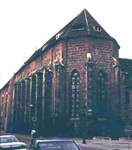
xmin=63 ymin=10 xmax=84 ymax=37
xmin=84 ymin=9 xmax=90 ymax=34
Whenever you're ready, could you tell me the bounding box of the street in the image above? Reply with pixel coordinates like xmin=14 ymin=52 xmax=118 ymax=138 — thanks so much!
xmin=14 ymin=133 xmax=132 ymax=150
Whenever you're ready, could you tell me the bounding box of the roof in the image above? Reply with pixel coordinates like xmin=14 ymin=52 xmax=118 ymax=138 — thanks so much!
xmin=119 ymin=58 xmax=132 ymax=89
xmin=3 ymin=9 xmax=120 ymax=80
xmin=0 ymin=80 xmax=10 ymax=91
xmin=61 ymin=9 xmax=114 ymax=38
xmin=41 ymin=9 xmax=120 ymax=50
xmin=22 ymin=9 xmax=120 ymax=68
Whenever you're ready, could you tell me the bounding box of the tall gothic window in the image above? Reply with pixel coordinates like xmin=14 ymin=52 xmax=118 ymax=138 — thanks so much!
xmin=26 ymin=79 xmax=30 ymax=123
xmin=97 ymin=70 xmax=108 ymax=117
xmin=37 ymin=73 xmax=43 ymax=129
xmin=13 ymin=85 xmax=17 ymax=122
xmin=21 ymin=81 xmax=25 ymax=122
xmin=5 ymin=94 xmax=8 ymax=118
xmin=44 ymin=69 xmax=52 ymax=118
xmin=31 ymin=76 xmax=36 ymax=119
xmin=70 ymin=70 xmax=80 ymax=118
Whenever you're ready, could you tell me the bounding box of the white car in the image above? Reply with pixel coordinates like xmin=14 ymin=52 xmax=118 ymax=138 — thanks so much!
xmin=0 ymin=135 xmax=27 ymax=150
xmin=30 ymin=139 xmax=81 ymax=150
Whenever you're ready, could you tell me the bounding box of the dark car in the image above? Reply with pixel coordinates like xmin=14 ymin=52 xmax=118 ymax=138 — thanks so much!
xmin=29 ymin=139 xmax=81 ymax=150
xmin=0 ymin=135 xmax=27 ymax=150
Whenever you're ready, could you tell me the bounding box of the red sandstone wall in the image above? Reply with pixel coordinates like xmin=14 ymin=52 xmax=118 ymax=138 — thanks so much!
xmin=65 ymin=38 xmax=88 ymax=115
xmin=0 ymin=86 xmax=9 ymax=131
xmin=64 ymin=37 xmax=120 ymax=117
xmin=13 ymin=42 xmax=63 ymax=83
xmin=0 ymin=36 xmax=129 ymax=132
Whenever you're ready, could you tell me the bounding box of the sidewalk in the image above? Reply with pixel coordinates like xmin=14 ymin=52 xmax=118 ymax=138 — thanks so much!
xmin=4 ymin=133 xmax=132 ymax=150
xmin=74 ymin=138 xmax=132 ymax=150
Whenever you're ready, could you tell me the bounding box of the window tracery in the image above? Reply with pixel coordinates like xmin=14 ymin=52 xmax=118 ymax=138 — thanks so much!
xmin=97 ymin=70 xmax=108 ymax=117
xmin=70 ymin=70 xmax=80 ymax=118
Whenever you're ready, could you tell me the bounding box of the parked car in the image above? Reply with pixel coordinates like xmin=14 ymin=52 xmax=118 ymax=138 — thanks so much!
xmin=0 ymin=135 xmax=27 ymax=150
xmin=29 ymin=139 xmax=81 ymax=150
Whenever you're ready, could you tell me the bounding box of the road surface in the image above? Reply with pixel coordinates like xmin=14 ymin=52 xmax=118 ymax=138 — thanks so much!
xmin=14 ymin=134 xmax=132 ymax=150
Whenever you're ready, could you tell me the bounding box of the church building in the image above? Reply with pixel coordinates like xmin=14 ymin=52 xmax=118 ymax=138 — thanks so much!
xmin=0 ymin=9 xmax=132 ymax=138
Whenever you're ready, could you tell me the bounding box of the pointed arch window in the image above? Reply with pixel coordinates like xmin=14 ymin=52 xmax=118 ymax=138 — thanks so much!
xmin=97 ymin=70 xmax=108 ymax=117
xmin=70 ymin=70 xmax=80 ymax=118
xmin=44 ymin=69 xmax=52 ymax=118
xmin=97 ymin=70 xmax=105 ymax=101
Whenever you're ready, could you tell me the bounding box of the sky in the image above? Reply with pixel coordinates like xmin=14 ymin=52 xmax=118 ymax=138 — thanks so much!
xmin=0 ymin=0 xmax=132 ymax=89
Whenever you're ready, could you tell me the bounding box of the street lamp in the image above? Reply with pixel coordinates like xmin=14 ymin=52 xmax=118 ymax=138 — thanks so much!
xmin=86 ymin=52 xmax=93 ymax=112
xmin=82 ymin=53 xmax=93 ymax=144
xmin=82 ymin=107 xmax=93 ymax=144
xmin=82 ymin=104 xmax=87 ymax=144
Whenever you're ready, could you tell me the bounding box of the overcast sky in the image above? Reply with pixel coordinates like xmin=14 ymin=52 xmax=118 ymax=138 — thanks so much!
xmin=0 ymin=0 xmax=132 ymax=89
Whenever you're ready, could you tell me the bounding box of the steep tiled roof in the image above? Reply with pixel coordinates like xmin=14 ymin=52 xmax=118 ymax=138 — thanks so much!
xmin=119 ymin=58 xmax=132 ymax=89
xmin=62 ymin=9 xmax=113 ymax=39
xmin=16 ymin=9 xmax=120 ymax=73
xmin=41 ymin=9 xmax=120 ymax=51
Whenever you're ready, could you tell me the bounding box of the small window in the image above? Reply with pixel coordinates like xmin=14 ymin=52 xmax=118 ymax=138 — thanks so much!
xmin=56 ymin=32 xmax=63 ymax=40
xmin=42 ymin=44 xmax=48 ymax=51
xmin=93 ymin=25 xmax=102 ymax=32
xmin=72 ymin=24 xmax=85 ymax=31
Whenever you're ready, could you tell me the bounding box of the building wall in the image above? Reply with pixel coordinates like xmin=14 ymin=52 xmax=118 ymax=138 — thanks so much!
xmin=130 ymin=90 xmax=132 ymax=125
xmin=65 ymin=38 xmax=88 ymax=115
xmin=0 ymin=37 xmax=131 ymax=137
xmin=0 ymin=85 xmax=9 ymax=131
xmin=62 ymin=37 xmax=124 ymax=137
xmin=124 ymin=88 xmax=132 ymax=125
xmin=64 ymin=37 xmax=120 ymax=115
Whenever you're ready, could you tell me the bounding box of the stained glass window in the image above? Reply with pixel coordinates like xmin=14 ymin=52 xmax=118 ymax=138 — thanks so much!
xmin=97 ymin=70 xmax=108 ymax=117
xmin=70 ymin=70 xmax=80 ymax=118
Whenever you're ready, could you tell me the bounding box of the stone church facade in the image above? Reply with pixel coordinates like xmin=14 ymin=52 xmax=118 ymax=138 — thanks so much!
xmin=0 ymin=9 xmax=132 ymax=138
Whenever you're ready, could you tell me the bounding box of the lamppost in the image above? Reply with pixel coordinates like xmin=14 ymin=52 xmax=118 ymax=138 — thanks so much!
xmin=82 ymin=106 xmax=93 ymax=144
xmin=82 ymin=53 xmax=93 ymax=144
xmin=86 ymin=52 xmax=93 ymax=114
xmin=82 ymin=104 xmax=87 ymax=144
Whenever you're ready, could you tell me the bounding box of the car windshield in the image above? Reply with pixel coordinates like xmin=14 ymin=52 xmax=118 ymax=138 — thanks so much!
xmin=0 ymin=136 xmax=19 ymax=143
xmin=38 ymin=141 xmax=79 ymax=150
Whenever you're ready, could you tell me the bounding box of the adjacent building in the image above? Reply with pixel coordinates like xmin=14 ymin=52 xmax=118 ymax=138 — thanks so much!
xmin=0 ymin=9 xmax=132 ymax=138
